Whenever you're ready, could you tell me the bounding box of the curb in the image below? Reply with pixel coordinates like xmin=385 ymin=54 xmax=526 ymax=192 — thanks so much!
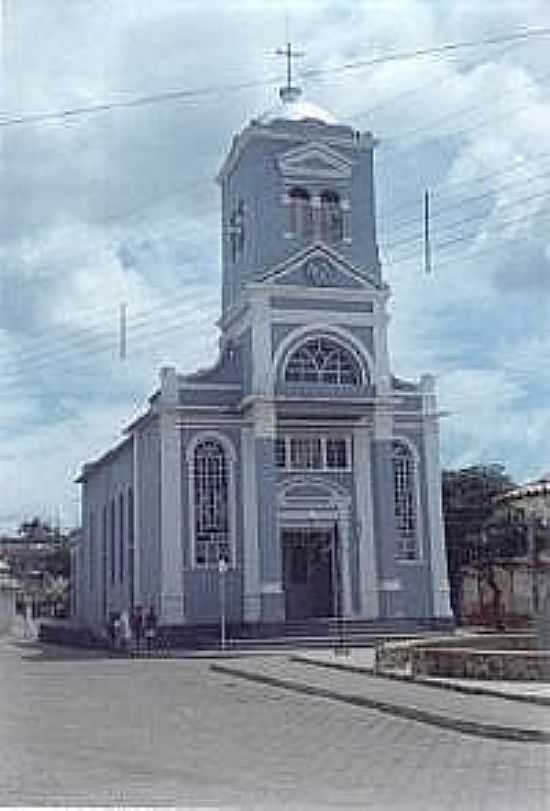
xmin=211 ymin=663 xmax=550 ymax=744
xmin=290 ymin=654 xmax=550 ymax=707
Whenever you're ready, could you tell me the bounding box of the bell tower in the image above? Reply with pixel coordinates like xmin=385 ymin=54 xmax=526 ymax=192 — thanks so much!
xmin=216 ymin=59 xmax=381 ymax=319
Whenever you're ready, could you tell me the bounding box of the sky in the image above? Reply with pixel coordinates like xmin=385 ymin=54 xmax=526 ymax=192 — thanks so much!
xmin=1 ymin=0 xmax=550 ymax=532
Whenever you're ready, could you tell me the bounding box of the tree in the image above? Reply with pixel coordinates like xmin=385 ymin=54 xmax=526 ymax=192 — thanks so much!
xmin=442 ymin=464 xmax=516 ymax=620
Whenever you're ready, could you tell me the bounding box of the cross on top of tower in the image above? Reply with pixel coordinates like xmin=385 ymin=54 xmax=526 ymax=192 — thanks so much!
xmin=275 ymin=42 xmax=304 ymax=103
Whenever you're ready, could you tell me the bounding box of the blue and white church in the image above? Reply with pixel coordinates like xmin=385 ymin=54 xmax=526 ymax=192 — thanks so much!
xmin=74 ymin=76 xmax=453 ymax=633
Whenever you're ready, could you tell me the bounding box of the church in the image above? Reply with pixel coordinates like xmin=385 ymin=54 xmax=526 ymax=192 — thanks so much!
xmin=73 ymin=69 xmax=453 ymax=634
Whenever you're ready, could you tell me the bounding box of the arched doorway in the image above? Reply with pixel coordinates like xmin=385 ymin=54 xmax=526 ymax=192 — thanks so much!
xmin=278 ymin=481 xmax=351 ymax=621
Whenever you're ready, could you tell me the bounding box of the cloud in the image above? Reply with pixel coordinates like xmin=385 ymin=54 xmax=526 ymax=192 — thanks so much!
xmin=2 ymin=1 xmax=550 ymax=529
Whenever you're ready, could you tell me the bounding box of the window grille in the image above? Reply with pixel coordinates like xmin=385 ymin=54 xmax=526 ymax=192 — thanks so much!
xmin=285 ymin=337 xmax=362 ymax=386
xmin=276 ymin=435 xmax=350 ymax=471
xmin=290 ymin=437 xmax=323 ymax=470
xmin=326 ymin=438 xmax=347 ymax=469
xmin=194 ymin=439 xmax=231 ymax=567
xmin=393 ymin=441 xmax=417 ymax=560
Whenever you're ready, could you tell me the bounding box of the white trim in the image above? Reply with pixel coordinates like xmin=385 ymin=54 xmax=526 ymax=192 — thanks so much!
xmin=423 ymin=420 xmax=453 ymax=618
xmin=276 ymin=141 xmax=353 ymax=181
xmin=159 ymin=412 xmax=184 ymax=622
xmin=241 ymin=426 xmax=261 ymax=622
xmin=251 ymin=294 xmax=271 ymax=394
xmin=216 ymin=125 xmax=373 ymax=184
xmin=260 ymin=582 xmax=284 ymax=594
xmin=392 ymin=435 xmax=424 ymax=563
xmin=353 ymin=423 xmax=379 ymax=618
xmin=269 ymin=324 xmax=374 ymax=395
xmin=186 ymin=431 xmax=237 ymax=570
xmin=257 ymin=244 xmax=380 ymax=290
xmin=277 ymin=478 xmax=354 ymax=618
xmin=270 ymin=310 xmax=375 ymax=326
xmin=179 ymin=383 xmax=242 ymax=391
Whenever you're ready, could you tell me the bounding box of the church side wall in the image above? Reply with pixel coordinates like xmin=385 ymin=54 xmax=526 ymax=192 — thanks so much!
xmin=77 ymin=439 xmax=134 ymax=628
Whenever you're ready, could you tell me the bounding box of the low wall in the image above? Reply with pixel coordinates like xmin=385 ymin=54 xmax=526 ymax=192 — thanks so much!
xmin=377 ymin=633 xmax=550 ymax=681
xmin=413 ymin=647 xmax=550 ymax=681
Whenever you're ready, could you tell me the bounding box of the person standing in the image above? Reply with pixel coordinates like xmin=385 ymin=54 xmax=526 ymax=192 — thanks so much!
xmin=131 ymin=606 xmax=143 ymax=655
xmin=144 ymin=605 xmax=158 ymax=655
xmin=120 ymin=610 xmax=131 ymax=653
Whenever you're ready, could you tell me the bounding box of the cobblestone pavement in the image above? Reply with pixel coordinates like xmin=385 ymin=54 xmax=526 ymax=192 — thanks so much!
xmin=0 ymin=637 xmax=549 ymax=809
xmin=216 ymin=655 xmax=550 ymax=739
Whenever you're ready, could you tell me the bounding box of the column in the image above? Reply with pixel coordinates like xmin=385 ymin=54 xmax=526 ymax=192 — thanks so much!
xmin=241 ymin=426 xmax=261 ymax=622
xmin=254 ymin=399 xmax=284 ymax=622
xmin=421 ymin=375 xmax=453 ymax=619
xmin=353 ymin=422 xmax=379 ymax=618
xmin=338 ymin=512 xmax=354 ymax=618
xmin=159 ymin=367 xmax=184 ymax=623
xmin=372 ymin=407 xmax=401 ymax=618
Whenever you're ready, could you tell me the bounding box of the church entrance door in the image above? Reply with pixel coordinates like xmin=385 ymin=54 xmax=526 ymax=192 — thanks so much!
xmin=282 ymin=529 xmax=334 ymax=620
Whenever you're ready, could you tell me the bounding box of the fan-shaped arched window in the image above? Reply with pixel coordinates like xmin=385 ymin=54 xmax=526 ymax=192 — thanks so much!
xmin=285 ymin=337 xmax=362 ymax=386
xmin=392 ymin=440 xmax=418 ymax=560
xmin=320 ymin=190 xmax=343 ymax=244
xmin=193 ymin=439 xmax=231 ymax=567
xmin=289 ymin=186 xmax=313 ymax=239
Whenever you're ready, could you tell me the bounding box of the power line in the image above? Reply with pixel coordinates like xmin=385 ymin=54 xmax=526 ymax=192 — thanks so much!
xmin=3 ymin=159 xmax=549 ymax=373
xmin=1 ymin=27 xmax=549 ymax=129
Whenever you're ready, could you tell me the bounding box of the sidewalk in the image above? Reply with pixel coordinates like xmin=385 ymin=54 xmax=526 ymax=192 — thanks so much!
xmin=211 ymin=652 xmax=550 ymax=744
xmin=293 ymin=648 xmax=550 ymax=705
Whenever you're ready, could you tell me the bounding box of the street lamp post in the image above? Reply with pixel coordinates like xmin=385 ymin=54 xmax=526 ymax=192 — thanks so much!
xmin=218 ymin=556 xmax=228 ymax=651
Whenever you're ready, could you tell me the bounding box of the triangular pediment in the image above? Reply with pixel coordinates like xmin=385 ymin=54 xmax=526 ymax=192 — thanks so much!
xmin=277 ymin=142 xmax=353 ymax=181
xmin=258 ymin=244 xmax=383 ymax=291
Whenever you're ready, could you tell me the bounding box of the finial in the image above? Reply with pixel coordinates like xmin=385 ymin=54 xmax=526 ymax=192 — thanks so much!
xmin=275 ymin=42 xmax=304 ymax=103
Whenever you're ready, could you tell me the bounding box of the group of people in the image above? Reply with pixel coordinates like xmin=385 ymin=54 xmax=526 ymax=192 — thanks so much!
xmin=107 ymin=605 xmax=158 ymax=654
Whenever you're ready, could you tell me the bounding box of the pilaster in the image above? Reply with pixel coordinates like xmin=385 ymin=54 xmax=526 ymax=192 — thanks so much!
xmin=251 ymin=291 xmax=271 ymax=395
xmin=353 ymin=422 xmax=379 ymax=618
xmin=241 ymin=425 xmax=261 ymax=622
xmin=372 ymin=406 xmax=401 ymax=615
xmin=159 ymin=368 xmax=184 ymax=623
xmin=421 ymin=376 xmax=453 ymax=619
xmin=253 ymin=398 xmax=284 ymax=622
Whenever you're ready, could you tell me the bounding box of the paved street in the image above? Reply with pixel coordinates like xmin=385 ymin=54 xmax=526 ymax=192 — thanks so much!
xmin=0 ymin=636 xmax=549 ymax=808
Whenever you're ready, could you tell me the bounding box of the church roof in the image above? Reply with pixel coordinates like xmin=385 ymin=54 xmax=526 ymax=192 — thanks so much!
xmin=258 ymin=90 xmax=339 ymax=126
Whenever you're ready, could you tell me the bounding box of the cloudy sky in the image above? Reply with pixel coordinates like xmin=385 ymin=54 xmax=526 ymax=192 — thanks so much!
xmin=1 ymin=0 xmax=549 ymax=532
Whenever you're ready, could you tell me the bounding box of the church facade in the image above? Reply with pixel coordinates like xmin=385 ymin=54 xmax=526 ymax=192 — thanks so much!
xmin=74 ymin=83 xmax=453 ymax=631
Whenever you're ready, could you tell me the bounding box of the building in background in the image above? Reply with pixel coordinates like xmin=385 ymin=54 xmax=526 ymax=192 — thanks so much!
xmin=0 ymin=559 xmax=18 ymax=634
xmin=460 ymin=473 xmax=550 ymax=625
xmin=74 ymin=76 xmax=452 ymax=632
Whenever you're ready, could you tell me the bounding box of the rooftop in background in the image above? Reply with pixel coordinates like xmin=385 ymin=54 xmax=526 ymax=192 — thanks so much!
xmin=497 ymin=472 xmax=550 ymax=503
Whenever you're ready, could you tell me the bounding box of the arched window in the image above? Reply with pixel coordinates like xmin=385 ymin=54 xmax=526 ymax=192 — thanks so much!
xmin=320 ymin=190 xmax=343 ymax=243
xmin=193 ymin=439 xmax=231 ymax=567
xmin=285 ymin=337 xmax=362 ymax=386
xmin=392 ymin=441 xmax=418 ymax=560
xmin=289 ymin=186 xmax=313 ymax=239
xmin=118 ymin=492 xmax=124 ymax=584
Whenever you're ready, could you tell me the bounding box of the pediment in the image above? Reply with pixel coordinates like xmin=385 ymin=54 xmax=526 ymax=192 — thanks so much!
xmin=277 ymin=142 xmax=353 ymax=181
xmin=260 ymin=244 xmax=382 ymax=292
